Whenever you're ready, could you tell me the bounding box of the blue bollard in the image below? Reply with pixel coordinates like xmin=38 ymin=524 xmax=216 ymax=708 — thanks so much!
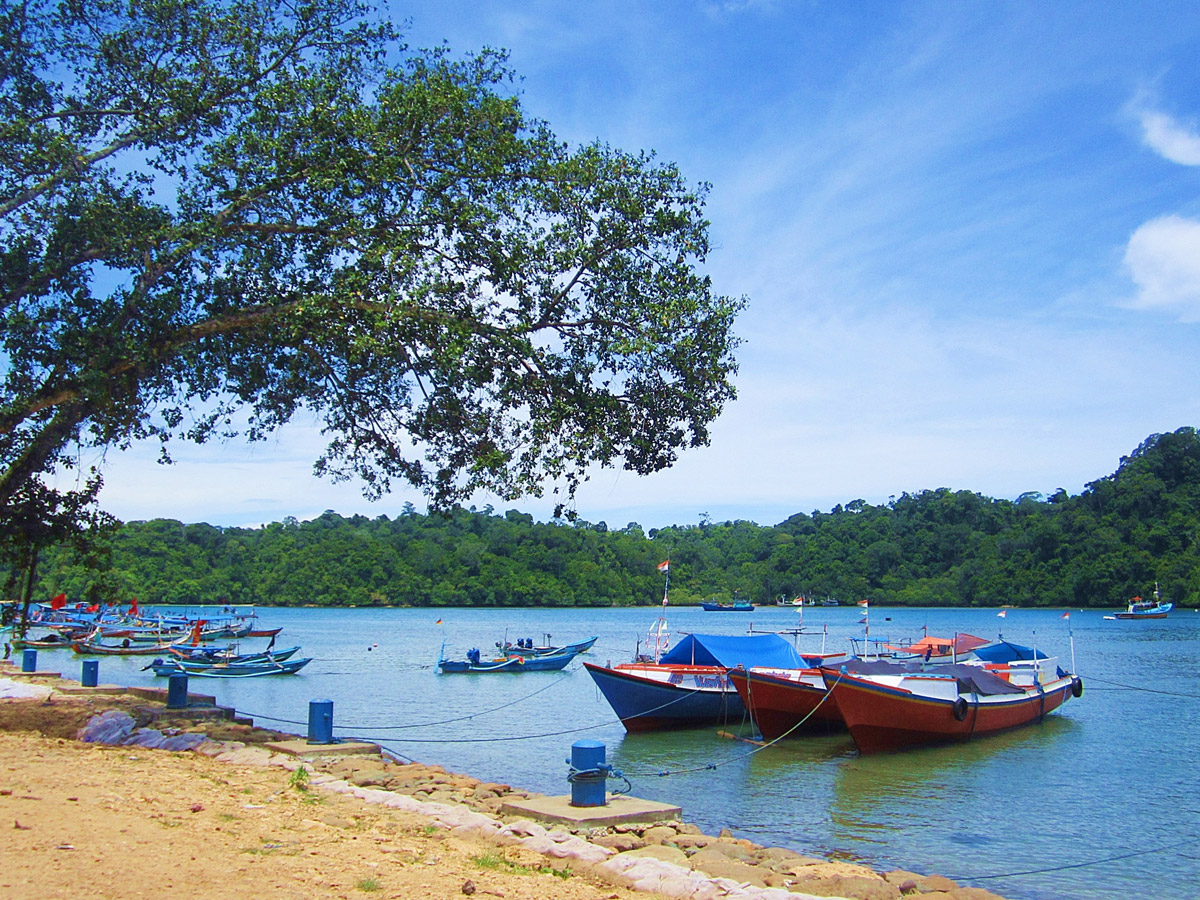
xmin=569 ymin=739 xmax=609 ymax=807
xmin=21 ymin=648 xmax=37 ymax=673
xmin=166 ymin=672 xmax=188 ymax=709
xmin=308 ymin=699 xmax=334 ymax=744
xmin=81 ymin=659 xmax=99 ymax=687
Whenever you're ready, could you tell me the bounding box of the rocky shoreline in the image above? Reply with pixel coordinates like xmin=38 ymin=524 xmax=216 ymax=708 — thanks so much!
xmin=0 ymin=666 xmax=1009 ymax=900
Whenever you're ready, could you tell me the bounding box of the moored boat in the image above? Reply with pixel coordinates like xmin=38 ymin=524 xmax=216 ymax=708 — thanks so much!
xmin=71 ymin=635 xmax=185 ymax=655
xmin=497 ymin=635 xmax=597 ymax=656
xmin=147 ymin=656 xmax=311 ymax=677
xmin=437 ymin=646 xmax=580 ymax=673
xmin=167 ymin=644 xmax=301 ymax=664
xmin=584 ymin=632 xmax=819 ymax=732
xmin=821 ymin=651 xmax=1082 ymax=754
xmin=700 ymin=600 xmax=755 ymax=612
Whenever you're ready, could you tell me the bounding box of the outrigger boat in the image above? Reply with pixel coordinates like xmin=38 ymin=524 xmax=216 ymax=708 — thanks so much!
xmin=437 ymin=646 xmax=581 ymax=674
xmin=167 ymin=643 xmax=301 ymax=664
xmin=71 ymin=632 xmax=186 ymax=656
xmin=147 ymin=656 xmax=311 ymax=677
xmin=496 ymin=635 xmax=597 ymax=656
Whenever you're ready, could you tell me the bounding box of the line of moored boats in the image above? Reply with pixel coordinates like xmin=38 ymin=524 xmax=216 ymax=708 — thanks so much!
xmin=4 ymin=600 xmax=305 ymax=678
xmin=582 ymin=619 xmax=1083 ymax=754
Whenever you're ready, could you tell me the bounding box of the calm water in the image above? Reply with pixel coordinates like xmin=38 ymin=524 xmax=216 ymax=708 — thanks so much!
xmin=22 ymin=604 xmax=1199 ymax=900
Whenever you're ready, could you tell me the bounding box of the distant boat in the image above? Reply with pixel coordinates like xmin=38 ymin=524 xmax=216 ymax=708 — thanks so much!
xmin=701 ymin=599 xmax=755 ymax=612
xmin=1114 ymin=589 xmax=1172 ymax=620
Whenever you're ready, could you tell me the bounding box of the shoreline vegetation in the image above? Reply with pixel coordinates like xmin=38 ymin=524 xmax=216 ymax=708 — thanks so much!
xmin=0 ymin=665 xmax=1011 ymax=900
xmin=14 ymin=428 xmax=1200 ymax=612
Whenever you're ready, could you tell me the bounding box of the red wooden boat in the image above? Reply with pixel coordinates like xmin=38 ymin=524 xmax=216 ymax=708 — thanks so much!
xmin=727 ymin=666 xmax=844 ymax=740
xmin=821 ymin=654 xmax=1082 ymax=754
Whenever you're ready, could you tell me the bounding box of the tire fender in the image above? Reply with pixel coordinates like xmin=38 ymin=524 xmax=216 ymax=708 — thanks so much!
xmin=952 ymin=697 xmax=969 ymax=721
xmin=1071 ymin=677 xmax=1084 ymax=698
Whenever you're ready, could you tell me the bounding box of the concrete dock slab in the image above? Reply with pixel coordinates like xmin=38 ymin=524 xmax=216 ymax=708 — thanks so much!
xmin=500 ymin=793 xmax=682 ymax=828
xmin=56 ymin=683 xmax=128 ymax=694
xmin=264 ymin=738 xmax=383 ymax=759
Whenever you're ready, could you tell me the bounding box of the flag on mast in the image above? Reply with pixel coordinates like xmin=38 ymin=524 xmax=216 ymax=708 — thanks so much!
xmin=657 ymin=560 xmax=669 ymax=572
xmin=997 ymin=609 xmax=1007 ymax=618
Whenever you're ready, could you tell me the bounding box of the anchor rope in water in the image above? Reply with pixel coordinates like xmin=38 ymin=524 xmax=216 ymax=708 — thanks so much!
xmin=954 ymin=843 xmax=1175 ymax=881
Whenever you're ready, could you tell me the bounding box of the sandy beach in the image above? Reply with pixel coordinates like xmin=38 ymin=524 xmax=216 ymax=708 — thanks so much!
xmin=0 ymin=665 xmax=1008 ymax=900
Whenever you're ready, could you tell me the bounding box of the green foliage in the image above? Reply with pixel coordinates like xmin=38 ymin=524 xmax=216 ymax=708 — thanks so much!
xmin=11 ymin=429 xmax=1200 ymax=609
xmin=0 ymin=0 xmax=743 ymax=575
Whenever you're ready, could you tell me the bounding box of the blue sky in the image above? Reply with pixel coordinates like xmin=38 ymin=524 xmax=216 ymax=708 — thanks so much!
xmin=84 ymin=1 xmax=1200 ymax=530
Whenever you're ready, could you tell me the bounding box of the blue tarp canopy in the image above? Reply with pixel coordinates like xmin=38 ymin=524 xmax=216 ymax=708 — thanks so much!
xmin=973 ymin=641 xmax=1049 ymax=663
xmin=658 ymin=633 xmax=807 ymax=668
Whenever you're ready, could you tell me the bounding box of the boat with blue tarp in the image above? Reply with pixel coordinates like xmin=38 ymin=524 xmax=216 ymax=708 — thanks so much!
xmin=584 ymin=631 xmax=822 ymax=731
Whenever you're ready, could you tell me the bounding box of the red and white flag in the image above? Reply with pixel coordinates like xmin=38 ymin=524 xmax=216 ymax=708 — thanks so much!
xmin=657 ymin=560 xmax=670 ymax=573
xmin=1060 ymin=611 xmax=1070 ymax=620
xmin=856 ymin=599 xmax=869 ymax=608
xmin=997 ymin=610 xmax=1007 ymax=618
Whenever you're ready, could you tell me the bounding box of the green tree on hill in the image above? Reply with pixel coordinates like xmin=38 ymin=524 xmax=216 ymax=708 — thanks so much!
xmin=0 ymin=0 xmax=743 ymax=603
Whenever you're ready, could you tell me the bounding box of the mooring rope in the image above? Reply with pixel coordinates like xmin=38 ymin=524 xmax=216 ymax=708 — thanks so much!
xmin=620 ymin=672 xmax=845 ymax=778
xmin=1081 ymin=674 xmax=1200 ymax=699
xmin=232 ymin=666 xmax=580 ymax=729
xmin=340 ymin=682 xmax=705 ymax=744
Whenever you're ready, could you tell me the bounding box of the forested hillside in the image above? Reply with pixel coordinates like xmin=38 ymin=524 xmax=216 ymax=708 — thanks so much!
xmin=16 ymin=428 xmax=1200 ymax=610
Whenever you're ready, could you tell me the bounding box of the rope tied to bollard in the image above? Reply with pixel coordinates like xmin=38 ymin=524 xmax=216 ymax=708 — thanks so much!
xmin=566 ymin=763 xmax=632 ymax=796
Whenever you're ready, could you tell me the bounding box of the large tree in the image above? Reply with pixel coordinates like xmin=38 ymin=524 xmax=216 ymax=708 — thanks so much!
xmin=0 ymin=0 xmax=742 ymax=552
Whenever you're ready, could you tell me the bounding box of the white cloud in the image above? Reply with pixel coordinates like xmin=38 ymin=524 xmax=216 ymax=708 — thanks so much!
xmin=1124 ymin=215 xmax=1200 ymax=321
xmin=1137 ymin=108 xmax=1200 ymax=166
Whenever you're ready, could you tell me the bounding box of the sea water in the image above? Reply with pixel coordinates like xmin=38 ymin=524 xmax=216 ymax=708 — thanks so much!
xmin=22 ymin=604 xmax=1199 ymax=900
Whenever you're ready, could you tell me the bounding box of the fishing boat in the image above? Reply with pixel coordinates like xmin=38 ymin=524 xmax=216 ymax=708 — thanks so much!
xmin=7 ymin=633 xmax=75 ymax=650
xmin=821 ymin=650 xmax=1082 ymax=754
xmin=437 ymin=646 xmax=580 ymax=674
xmin=147 ymin=656 xmax=311 ymax=677
xmin=583 ymin=632 xmax=820 ymax=732
xmin=1113 ymin=591 xmax=1172 ymax=620
xmin=496 ymin=635 xmax=597 ymax=656
xmin=71 ymin=634 xmax=185 ymax=655
xmin=701 ymin=599 xmax=755 ymax=612
xmin=732 ymin=638 xmax=1060 ymax=744
xmin=167 ymin=644 xmax=301 ymax=664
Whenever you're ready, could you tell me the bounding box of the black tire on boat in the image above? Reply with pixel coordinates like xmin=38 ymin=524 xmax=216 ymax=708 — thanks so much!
xmin=952 ymin=697 xmax=969 ymax=721
xmin=1071 ymin=677 xmax=1084 ymax=698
